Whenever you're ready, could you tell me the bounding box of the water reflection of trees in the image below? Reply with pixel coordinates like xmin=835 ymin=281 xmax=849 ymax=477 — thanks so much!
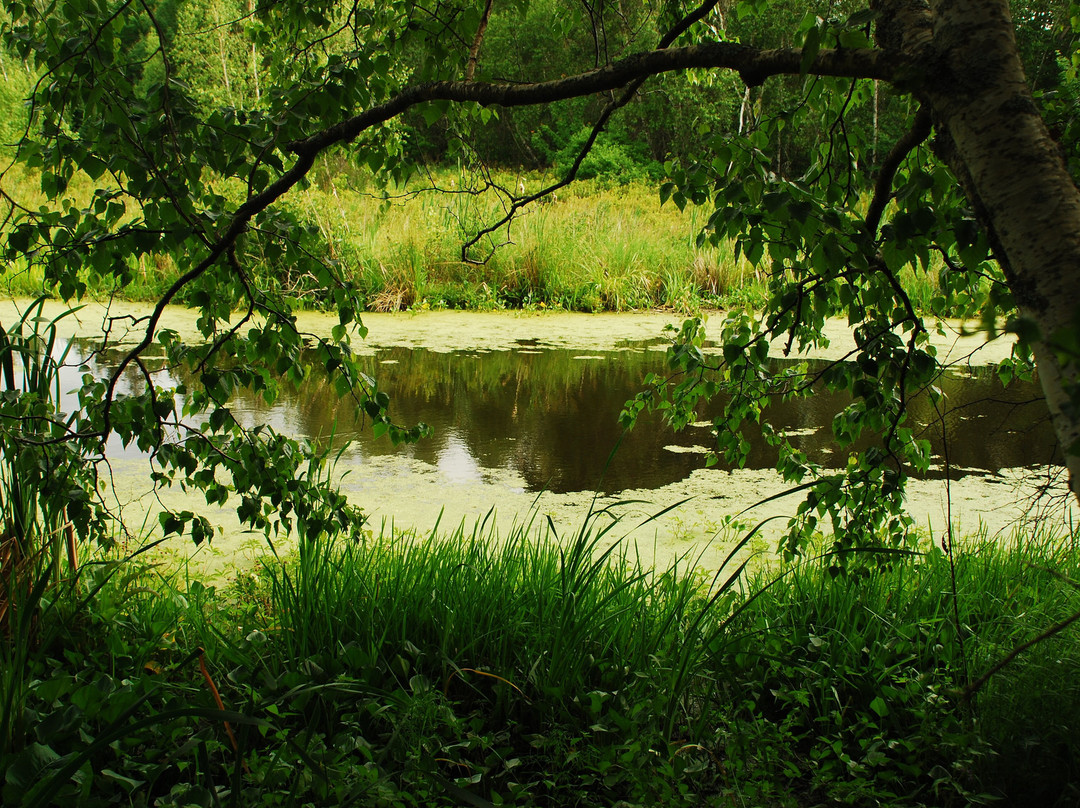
xmin=315 ymin=348 xmax=700 ymax=493
xmin=73 ymin=340 xmax=1060 ymax=493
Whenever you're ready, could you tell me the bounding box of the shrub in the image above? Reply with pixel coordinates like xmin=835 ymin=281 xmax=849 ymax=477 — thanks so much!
xmin=553 ymin=128 xmax=664 ymax=185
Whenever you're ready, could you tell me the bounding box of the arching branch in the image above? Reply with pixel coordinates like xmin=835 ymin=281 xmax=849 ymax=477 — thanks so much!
xmin=864 ymin=104 xmax=932 ymax=238
xmin=461 ymin=0 xmax=772 ymax=261
xmin=95 ymin=40 xmax=896 ymax=441
xmin=288 ymin=43 xmax=892 ymax=160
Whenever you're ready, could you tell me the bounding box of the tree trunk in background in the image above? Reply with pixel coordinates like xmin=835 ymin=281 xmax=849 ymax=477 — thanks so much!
xmin=738 ymin=85 xmax=750 ymax=134
xmin=872 ymin=79 xmax=879 ymax=164
xmin=248 ymin=0 xmax=260 ymax=103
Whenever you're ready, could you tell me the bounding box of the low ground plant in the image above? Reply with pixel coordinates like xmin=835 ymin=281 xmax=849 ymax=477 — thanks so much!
xmin=3 ymin=513 xmax=1079 ymax=807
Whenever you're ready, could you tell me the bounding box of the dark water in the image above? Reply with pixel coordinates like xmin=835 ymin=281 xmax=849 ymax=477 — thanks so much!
xmin=71 ymin=339 xmax=1060 ymax=495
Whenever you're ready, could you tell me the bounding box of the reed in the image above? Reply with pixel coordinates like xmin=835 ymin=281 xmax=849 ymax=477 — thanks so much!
xmin=0 ymin=299 xmax=101 ymax=760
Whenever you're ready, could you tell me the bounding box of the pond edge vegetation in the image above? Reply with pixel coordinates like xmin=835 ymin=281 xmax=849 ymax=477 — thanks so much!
xmin=6 ymin=501 xmax=1080 ymax=807
xmin=0 ymin=163 xmax=959 ymax=318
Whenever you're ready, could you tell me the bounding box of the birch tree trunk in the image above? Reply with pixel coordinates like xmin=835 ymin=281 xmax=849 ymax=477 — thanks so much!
xmin=877 ymin=0 xmax=1080 ymax=498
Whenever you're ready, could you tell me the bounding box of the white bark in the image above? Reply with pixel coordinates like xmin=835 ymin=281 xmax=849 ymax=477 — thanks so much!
xmin=917 ymin=0 xmax=1080 ymax=495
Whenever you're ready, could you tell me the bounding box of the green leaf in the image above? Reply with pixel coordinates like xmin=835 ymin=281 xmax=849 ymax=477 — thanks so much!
xmin=5 ymin=743 xmax=61 ymax=796
xmin=79 ymin=153 xmax=107 ymax=181
xmin=869 ymin=696 xmax=889 ymax=717
xmin=847 ymin=8 xmax=877 ymax=27
xmin=421 ymin=100 xmax=449 ymax=126
xmin=800 ymin=25 xmax=821 ymax=76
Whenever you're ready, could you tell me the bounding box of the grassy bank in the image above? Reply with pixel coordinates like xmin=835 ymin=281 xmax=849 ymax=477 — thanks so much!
xmin=5 ymin=514 xmax=1080 ymax=807
xmin=0 ymin=160 xmax=762 ymax=312
xmin=0 ymin=160 xmax=953 ymax=314
xmin=288 ymin=163 xmax=762 ymax=313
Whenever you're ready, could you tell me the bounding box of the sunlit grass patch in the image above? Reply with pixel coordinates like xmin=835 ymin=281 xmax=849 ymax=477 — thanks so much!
xmin=258 ymin=166 xmax=770 ymax=313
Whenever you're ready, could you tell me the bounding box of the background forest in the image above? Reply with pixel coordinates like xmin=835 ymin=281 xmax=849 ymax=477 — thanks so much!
xmin=0 ymin=1 xmax=1068 ymax=193
xmin=22 ymin=0 xmax=1062 ymax=179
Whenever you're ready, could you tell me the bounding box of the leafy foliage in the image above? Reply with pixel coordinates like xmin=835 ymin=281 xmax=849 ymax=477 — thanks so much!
xmin=615 ymin=3 xmax=1062 ymax=558
xmin=553 ymin=127 xmax=664 ymax=184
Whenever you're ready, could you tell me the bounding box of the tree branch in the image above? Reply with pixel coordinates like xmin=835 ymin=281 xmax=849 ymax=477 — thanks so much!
xmin=460 ymin=77 xmax=647 ymax=262
xmin=865 ymin=104 xmax=932 ymax=237
xmin=94 ymin=40 xmax=894 ymax=441
xmin=286 ymin=43 xmax=892 ymax=158
xmin=464 ymin=0 xmax=494 ymax=81
xmin=460 ymin=0 xmax=769 ymax=261
xmin=658 ymin=0 xmax=727 ymax=48
xmin=961 ymin=603 xmax=1080 ymax=702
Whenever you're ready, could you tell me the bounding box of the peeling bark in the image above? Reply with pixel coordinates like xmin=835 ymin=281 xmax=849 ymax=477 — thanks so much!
xmin=913 ymin=0 xmax=1080 ymax=497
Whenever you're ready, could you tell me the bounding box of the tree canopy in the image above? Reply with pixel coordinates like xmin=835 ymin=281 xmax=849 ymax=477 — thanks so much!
xmin=1 ymin=0 xmax=1079 ymax=556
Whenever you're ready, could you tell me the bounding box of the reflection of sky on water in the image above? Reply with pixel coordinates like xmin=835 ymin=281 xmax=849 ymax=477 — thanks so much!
xmin=54 ymin=342 xmax=183 ymax=457
xmin=436 ymin=430 xmax=484 ymax=484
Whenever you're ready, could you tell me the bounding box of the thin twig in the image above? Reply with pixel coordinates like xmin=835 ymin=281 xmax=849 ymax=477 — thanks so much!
xmin=197 ymin=648 xmax=240 ymax=753
xmin=961 ymin=605 xmax=1080 ymax=701
xmin=864 ymin=105 xmax=932 ymax=238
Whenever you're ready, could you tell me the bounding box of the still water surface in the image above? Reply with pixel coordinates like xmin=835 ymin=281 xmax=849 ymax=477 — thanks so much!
xmin=75 ymin=337 xmax=1059 ymax=495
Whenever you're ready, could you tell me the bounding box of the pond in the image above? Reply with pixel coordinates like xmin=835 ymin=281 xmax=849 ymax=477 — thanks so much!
xmin=84 ymin=339 xmax=1061 ymax=493
xmin=13 ymin=300 xmax=1076 ymax=572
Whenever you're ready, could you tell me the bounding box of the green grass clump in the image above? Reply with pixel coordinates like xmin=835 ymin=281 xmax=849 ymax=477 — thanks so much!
xmin=0 ymin=158 xmax=771 ymax=312
xmin=287 ymin=167 xmax=766 ymax=313
xmin=718 ymin=531 xmax=1080 ymax=806
xmin=5 ymin=518 xmax=1080 ymax=806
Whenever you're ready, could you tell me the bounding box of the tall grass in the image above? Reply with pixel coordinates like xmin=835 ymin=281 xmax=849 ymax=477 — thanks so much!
xmin=258 ymin=506 xmax=744 ymax=731
xmin=1 ymin=155 xmax=977 ymax=315
xmin=289 ymin=167 xmax=765 ymax=313
xmin=8 ymin=510 xmax=1080 ymax=806
xmin=221 ymin=518 xmax=1080 ymax=805
xmin=0 ymin=159 xmax=771 ymax=311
